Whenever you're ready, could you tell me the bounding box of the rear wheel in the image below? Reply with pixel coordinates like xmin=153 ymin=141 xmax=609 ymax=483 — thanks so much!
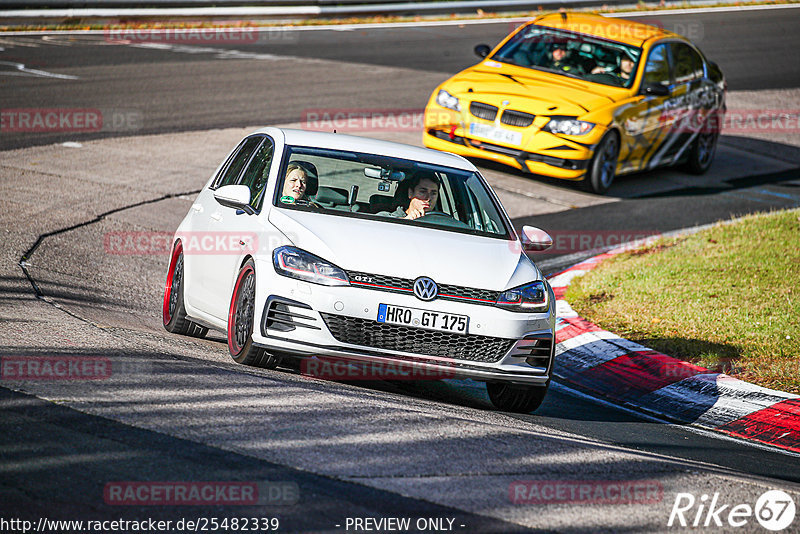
xmin=228 ymin=259 xmax=280 ymax=369
xmin=584 ymin=132 xmax=619 ymax=195
xmin=683 ymin=115 xmax=719 ymax=174
xmin=163 ymin=241 xmax=207 ymax=338
xmin=486 ymin=381 xmax=549 ymax=413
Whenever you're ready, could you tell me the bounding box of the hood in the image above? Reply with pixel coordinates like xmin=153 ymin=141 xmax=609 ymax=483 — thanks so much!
xmin=446 ymin=65 xmax=618 ymax=116
xmin=268 ymin=208 xmax=540 ymax=291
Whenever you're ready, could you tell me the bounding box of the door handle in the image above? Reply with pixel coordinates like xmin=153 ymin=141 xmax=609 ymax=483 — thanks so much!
xmin=210 ymin=213 xmax=222 ymax=221
xmin=191 ymin=204 xmax=203 ymax=213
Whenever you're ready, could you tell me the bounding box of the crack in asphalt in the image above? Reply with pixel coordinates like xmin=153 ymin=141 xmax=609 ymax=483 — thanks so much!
xmin=17 ymin=189 xmax=200 ymax=302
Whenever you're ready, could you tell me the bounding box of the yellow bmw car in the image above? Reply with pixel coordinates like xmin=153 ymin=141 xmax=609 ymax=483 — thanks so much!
xmin=423 ymin=13 xmax=726 ymax=194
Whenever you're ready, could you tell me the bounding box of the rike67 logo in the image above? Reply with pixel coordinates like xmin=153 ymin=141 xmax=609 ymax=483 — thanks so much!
xmin=668 ymin=490 xmax=796 ymax=531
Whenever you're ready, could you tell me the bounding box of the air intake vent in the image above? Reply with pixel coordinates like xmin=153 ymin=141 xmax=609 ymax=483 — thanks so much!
xmin=261 ymin=296 xmax=320 ymax=335
xmin=470 ymin=101 xmax=498 ymax=121
xmin=501 ymin=110 xmax=535 ymax=127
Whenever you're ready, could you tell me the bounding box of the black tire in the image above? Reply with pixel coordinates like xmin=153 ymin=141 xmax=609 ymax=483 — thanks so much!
xmin=486 ymin=381 xmax=549 ymax=413
xmin=227 ymin=259 xmax=280 ymax=369
xmin=163 ymin=241 xmax=208 ymax=338
xmin=584 ymin=132 xmax=619 ymax=195
xmin=683 ymin=115 xmax=719 ymax=174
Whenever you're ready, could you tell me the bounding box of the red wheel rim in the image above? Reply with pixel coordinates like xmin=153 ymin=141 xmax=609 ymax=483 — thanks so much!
xmin=162 ymin=241 xmax=183 ymax=325
xmin=228 ymin=263 xmax=255 ymax=355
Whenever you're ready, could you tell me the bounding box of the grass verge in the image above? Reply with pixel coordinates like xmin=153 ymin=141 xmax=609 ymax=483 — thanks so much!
xmin=564 ymin=209 xmax=800 ymax=394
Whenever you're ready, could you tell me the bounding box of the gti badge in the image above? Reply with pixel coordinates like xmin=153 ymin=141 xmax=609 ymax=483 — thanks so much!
xmin=413 ymin=277 xmax=438 ymax=301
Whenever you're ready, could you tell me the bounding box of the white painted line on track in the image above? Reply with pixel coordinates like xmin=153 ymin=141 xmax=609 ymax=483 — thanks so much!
xmin=0 ymin=60 xmax=78 ymax=79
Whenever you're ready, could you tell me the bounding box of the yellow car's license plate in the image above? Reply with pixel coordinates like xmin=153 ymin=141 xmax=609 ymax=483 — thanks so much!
xmin=469 ymin=122 xmax=522 ymax=146
xmin=377 ymin=304 xmax=468 ymax=334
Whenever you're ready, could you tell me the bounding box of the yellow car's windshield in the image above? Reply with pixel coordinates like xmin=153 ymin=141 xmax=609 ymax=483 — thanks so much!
xmin=492 ymin=26 xmax=642 ymax=88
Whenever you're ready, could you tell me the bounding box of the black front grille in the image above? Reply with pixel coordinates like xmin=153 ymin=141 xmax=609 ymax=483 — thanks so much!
xmin=501 ymin=110 xmax=535 ymax=127
xmin=321 ymin=313 xmax=515 ymax=363
xmin=347 ymin=271 xmax=500 ymax=306
xmin=470 ymin=101 xmax=498 ymax=121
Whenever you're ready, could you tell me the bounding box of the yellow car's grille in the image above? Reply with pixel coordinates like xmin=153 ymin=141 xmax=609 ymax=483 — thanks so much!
xmin=500 ymin=110 xmax=535 ymax=128
xmin=469 ymin=101 xmax=498 ymax=121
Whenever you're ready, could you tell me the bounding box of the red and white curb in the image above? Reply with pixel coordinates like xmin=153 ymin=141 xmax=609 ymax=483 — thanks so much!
xmin=548 ymin=250 xmax=800 ymax=454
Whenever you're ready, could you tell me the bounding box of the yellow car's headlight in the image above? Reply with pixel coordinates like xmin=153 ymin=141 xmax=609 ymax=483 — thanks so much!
xmin=543 ymin=118 xmax=595 ymax=136
xmin=436 ymin=89 xmax=461 ymax=112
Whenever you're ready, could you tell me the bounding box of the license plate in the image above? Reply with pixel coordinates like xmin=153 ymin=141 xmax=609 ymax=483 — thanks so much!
xmin=377 ymin=304 xmax=468 ymax=334
xmin=469 ymin=122 xmax=523 ymax=146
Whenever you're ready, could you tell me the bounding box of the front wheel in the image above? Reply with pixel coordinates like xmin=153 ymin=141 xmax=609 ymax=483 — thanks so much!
xmin=163 ymin=241 xmax=208 ymax=338
xmin=486 ymin=381 xmax=549 ymax=413
xmin=584 ymin=133 xmax=619 ymax=195
xmin=228 ymin=259 xmax=280 ymax=369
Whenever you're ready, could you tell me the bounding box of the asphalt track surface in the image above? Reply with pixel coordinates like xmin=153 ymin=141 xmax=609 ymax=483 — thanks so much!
xmin=2 ymin=6 xmax=800 ymax=533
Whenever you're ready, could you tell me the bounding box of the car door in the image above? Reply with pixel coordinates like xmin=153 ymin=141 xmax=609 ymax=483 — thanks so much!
xmin=203 ymin=135 xmax=276 ymax=320
xmin=184 ymin=135 xmax=264 ymax=318
xmin=661 ymin=41 xmax=717 ymax=164
xmin=615 ymin=42 xmax=674 ymax=173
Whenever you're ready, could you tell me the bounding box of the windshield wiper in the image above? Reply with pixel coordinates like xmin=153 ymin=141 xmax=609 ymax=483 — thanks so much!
xmin=528 ymin=65 xmax=584 ymax=81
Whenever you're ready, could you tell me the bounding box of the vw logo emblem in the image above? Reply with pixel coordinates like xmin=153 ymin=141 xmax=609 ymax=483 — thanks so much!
xmin=413 ymin=277 xmax=438 ymax=301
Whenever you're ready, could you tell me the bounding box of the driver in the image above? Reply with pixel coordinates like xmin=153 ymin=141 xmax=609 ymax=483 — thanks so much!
xmin=545 ymin=42 xmax=582 ymax=74
xmin=280 ymin=161 xmax=319 ymax=206
xmin=379 ymin=173 xmax=440 ymax=220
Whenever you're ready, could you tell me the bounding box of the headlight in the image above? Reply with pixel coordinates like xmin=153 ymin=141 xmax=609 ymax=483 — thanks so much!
xmin=436 ymin=89 xmax=461 ymax=112
xmin=496 ymin=281 xmax=549 ymax=312
xmin=544 ymin=118 xmax=595 ymax=136
xmin=273 ymin=246 xmax=349 ymax=287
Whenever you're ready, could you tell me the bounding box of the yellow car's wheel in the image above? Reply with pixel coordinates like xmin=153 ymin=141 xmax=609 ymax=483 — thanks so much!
xmin=585 ymin=132 xmax=619 ymax=195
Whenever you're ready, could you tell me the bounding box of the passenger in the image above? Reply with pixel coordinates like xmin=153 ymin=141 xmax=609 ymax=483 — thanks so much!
xmin=379 ymin=173 xmax=441 ymax=220
xmin=280 ymin=161 xmax=318 ymax=205
xmin=592 ymin=49 xmax=636 ymax=83
xmin=616 ymin=50 xmax=636 ymax=82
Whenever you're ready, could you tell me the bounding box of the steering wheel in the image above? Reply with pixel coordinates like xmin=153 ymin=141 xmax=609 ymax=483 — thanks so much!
xmin=418 ymin=210 xmax=454 ymax=220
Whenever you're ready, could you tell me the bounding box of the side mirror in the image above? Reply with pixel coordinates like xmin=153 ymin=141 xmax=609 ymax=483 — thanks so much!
xmin=474 ymin=44 xmax=491 ymax=59
xmin=643 ymin=82 xmax=670 ymax=97
xmin=520 ymin=226 xmax=553 ymax=252
xmin=214 ymin=185 xmax=255 ymax=215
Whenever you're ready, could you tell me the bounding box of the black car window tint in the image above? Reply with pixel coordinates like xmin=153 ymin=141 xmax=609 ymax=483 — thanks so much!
xmin=643 ymin=44 xmax=671 ymax=87
xmin=217 ymin=137 xmax=263 ymax=189
xmin=239 ymin=138 xmax=275 ymax=209
xmin=671 ymin=42 xmax=704 ymax=84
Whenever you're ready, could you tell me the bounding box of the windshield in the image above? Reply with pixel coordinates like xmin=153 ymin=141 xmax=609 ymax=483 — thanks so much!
xmin=491 ymin=26 xmax=642 ymax=88
xmin=273 ymin=146 xmax=512 ymax=239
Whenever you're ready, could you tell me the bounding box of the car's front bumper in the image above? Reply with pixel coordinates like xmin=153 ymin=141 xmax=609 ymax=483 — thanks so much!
xmin=423 ymin=103 xmax=602 ymax=180
xmin=252 ymin=271 xmax=556 ymax=386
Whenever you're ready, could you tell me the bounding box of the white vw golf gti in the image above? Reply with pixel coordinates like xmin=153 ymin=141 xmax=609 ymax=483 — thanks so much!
xmin=163 ymin=128 xmax=556 ymax=412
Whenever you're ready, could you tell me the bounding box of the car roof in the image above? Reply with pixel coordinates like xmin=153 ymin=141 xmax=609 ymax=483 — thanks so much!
xmin=250 ymin=127 xmax=476 ymax=171
xmin=530 ymin=12 xmax=678 ymax=47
